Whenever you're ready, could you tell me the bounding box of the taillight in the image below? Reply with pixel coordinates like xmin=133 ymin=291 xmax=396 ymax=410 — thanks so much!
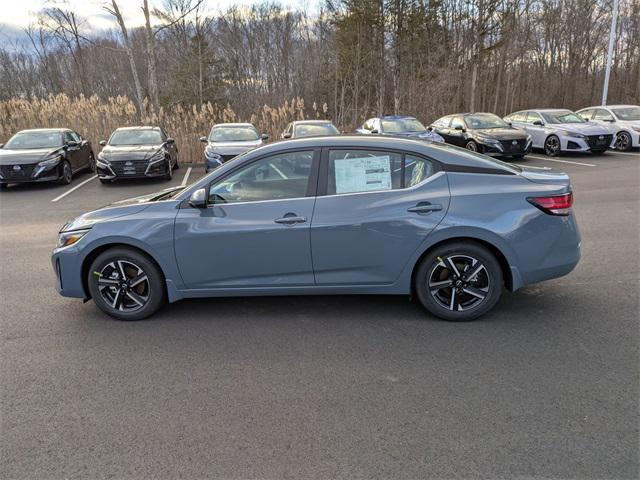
xmin=527 ymin=192 xmax=573 ymax=216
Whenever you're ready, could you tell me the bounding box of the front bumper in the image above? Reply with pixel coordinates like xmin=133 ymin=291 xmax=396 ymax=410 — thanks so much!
xmin=52 ymin=244 xmax=87 ymax=299
xmin=481 ymin=140 xmax=532 ymax=157
xmin=560 ymin=134 xmax=614 ymax=152
xmin=0 ymin=163 xmax=61 ymax=184
xmin=97 ymin=158 xmax=169 ymax=180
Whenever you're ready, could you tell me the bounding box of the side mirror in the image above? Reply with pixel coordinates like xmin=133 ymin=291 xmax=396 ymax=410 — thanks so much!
xmin=66 ymin=140 xmax=78 ymax=148
xmin=199 ymin=136 xmax=208 ymax=143
xmin=99 ymin=140 xmax=106 ymax=147
xmin=283 ymin=132 xmax=292 ymax=139
xmin=166 ymin=137 xmax=175 ymax=144
xmin=0 ymin=143 xmax=4 ymax=149
xmin=189 ymin=188 xmax=207 ymax=208
xmin=454 ymin=125 xmax=464 ymax=131
xmin=370 ymin=129 xmax=379 ymax=134
xmin=532 ymin=120 xmax=543 ymax=126
xmin=508 ymin=122 xmax=513 ymax=127
xmin=427 ymin=126 xmax=433 ymax=131
xmin=261 ymin=133 xmax=269 ymax=141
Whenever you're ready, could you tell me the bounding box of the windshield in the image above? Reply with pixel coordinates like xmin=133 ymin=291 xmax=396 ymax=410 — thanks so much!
xmin=381 ymin=118 xmax=426 ymax=133
xmin=541 ymin=111 xmax=584 ymax=124
xmin=611 ymin=107 xmax=640 ymax=121
xmin=109 ymin=129 xmax=163 ymax=146
xmin=294 ymin=123 xmax=339 ymax=137
xmin=4 ymin=131 xmax=62 ymax=149
xmin=210 ymin=126 xmax=259 ymax=142
xmin=465 ymin=114 xmax=508 ymax=129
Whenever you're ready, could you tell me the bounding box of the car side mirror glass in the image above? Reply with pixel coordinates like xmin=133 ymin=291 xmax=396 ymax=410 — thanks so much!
xmin=533 ymin=120 xmax=543 ymax=126
xmin=189 ymin=188 xmax=207 ymax=208
xmin=66 ymin=140 xmax=78 ymax=148
xmin=261 ymin=133 xmax=269 ymax=141
xmin=454 ymin=125 xmax=464 ymax=131
xmin=99 ymin=140 xmax=106 ymax=147
xmin=370 ymin=129 xmax=379 ymax=134
xmin=166 ymin=137 xmax=175 ymax=144
xmin=427 ymin=126 xmax=433 ymax=131
xmin=283 ymin=132 xmax=292 ymax=139
xmin=508 ymin=122 xmax=513 ymax=127
xmin=199 ymin=136 xmax=208 ymax=143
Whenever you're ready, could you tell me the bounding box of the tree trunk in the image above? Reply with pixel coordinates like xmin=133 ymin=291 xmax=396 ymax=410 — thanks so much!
xmin=143 ymin=0 xmax=160 ymax=112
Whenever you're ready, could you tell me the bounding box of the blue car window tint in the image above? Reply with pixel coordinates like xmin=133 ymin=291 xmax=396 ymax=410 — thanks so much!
xmin=209 ymin=151 xmax=314 ymax=203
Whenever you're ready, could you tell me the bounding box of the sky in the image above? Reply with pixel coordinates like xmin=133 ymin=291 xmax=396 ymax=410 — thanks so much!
xmin=0 ymin=0 xmax=321 ymax=47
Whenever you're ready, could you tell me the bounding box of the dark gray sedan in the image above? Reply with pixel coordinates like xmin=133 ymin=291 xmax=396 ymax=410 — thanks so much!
xmin=53 ymin=136 xmax=580 ymax=322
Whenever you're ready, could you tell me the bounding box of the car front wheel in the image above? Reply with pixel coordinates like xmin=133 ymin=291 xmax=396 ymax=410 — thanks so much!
xmin=414 ymin=242 xmax=503 ymax=321
xmin=544 ymin=135 xmax=561 ymax=156
xmin=465 ymin=140 xmax=478 ymax=152
xmin=87 ymin=247 xmax=166 ymax=321
xmin=57 ymin=161 xmax=73 ymax=185
xmin=615 ymin=132 xmax=632 ymax=152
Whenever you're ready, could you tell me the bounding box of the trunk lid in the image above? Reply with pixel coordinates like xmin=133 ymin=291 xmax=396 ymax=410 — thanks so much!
xmin=518 ymin=165 xmax=571 ymax=188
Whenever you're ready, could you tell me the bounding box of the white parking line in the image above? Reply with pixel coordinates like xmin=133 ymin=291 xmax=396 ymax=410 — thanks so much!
xmin=51 ymin=175 xmax=97 ymax=202
xmin=180 ymin=167 xmax=192 ymax=187
xmin=607 ymin=151 xmax=640 ymax=157
xmin=525 ymin=155 xmax=596 ymax=167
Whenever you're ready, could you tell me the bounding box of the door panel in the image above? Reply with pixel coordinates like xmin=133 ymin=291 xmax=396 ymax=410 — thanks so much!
xmin=311 ymin=173 xmax=450 ymax=285
xmin=174 ymin=198 xmax=316 ymax=288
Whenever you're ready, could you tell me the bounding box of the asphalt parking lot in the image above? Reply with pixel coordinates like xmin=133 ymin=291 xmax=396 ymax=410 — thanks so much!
xmin=1 ymin=151 xmax=638 ymax=479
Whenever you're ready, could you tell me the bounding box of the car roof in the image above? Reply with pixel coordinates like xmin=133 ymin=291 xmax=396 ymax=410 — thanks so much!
xmin=531 ymin=108 xmax=573 ymax=112
xmin=601 ymin=104 xmax=637 ymax=108
xmin=114 ymin=126 xmax=160 ymax=131
xmin=293 ymin=120 xmax=335 ymax=125
xmin=380 ymin=115 xmax=416 ymax=120
xmin=213 ymin=123 xmax=255 ymax=127
xmin=17 ymin=128 xmax=69 ymax=133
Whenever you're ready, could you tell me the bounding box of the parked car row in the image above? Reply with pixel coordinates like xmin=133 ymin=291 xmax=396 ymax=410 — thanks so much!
xmin=1 ymin=104 xmax=637 ymax=188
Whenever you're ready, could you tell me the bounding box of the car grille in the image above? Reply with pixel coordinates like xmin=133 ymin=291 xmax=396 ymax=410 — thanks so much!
xmin=499 ymin=139 xmax=528 ymax=152
xmin=586 ymin=134 xmax=612 ymax=149
xmin=109 ymin=159 xmax=150 ymax=176
xmin=0 ymin=164 xmax=36 ymax=179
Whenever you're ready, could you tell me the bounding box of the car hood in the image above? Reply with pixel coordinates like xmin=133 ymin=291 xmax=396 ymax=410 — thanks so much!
xmin=474 ymin=128 xmax=528 ymax=140
xmin=100 ymin=144 xmax=163 ymax=161
xmin=207 ymin=140 xmax=262 ymax=155
xmin=0 ymin=147 xmax=63 ymax=165
xmin=554 ymin=123 xmax=610 ymax=135
xmin=61 ymin=186 xmax=184 ymax=232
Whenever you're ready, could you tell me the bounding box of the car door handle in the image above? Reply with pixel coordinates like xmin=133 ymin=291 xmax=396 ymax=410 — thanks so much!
xmin=274 ymin=214 xmax=307 ymax=225
xmin=407 ymin=202 xmax=443 ymax=214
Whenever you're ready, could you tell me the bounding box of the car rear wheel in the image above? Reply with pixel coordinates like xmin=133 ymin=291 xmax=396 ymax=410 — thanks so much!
xmin=88 ymin=247 xmax=166 ymax=321
xmin=57 ymin=161 xmax=73 ymax=185
xmin=544 ymin=135 xmax=561 ymax=156
xmin=465 ymin=140 xmax=478 ymax=152
xmin=164 ymin=159 xmax=173 ymax=181
xmin=615 ymin=132 xmax=632 ymax=152
xmin=414 ymin=242 xmax=503 ymax=321
xmin=87 ymin=152 xmax=96 ymax=172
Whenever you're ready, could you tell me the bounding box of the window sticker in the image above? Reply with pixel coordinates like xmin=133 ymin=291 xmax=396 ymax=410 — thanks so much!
xmin=334 ymin=155 xmax=392 ymax=194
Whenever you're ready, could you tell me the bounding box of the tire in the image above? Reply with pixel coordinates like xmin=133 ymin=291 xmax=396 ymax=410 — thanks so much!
xmin=164 ymin=159 xmax=173 ymax=181
xmin=544 ymin=135 xmax=562 ymax=156
xmin=173 ymin=154 xmax=180 ymax=170
xmin=414 ymin=241 xmax=503 ymax=322
xmin=57 ymin=160 xmax=73 ymax=185
xmin=615 ymin=132 xmax=632 ymax=152
xmin=465 ymin=140 xmax=478 ymax=152
xmin=87 ymin=247 xmax=166 ymax=321
xmin=87 ymin=152 xmax=96 ymax=172
xmin=512 ymin=154 xmax=525 ymax=160
xmin=0 ymin=183 xmax=8 ymax=190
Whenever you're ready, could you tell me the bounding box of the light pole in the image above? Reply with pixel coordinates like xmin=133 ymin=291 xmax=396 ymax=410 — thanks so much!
xmin=601 ymin=0 xmax=619 ymax=106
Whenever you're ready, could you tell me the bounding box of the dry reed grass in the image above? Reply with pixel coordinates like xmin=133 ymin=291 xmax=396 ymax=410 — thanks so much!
xmin=0 ymin=95 xmax=331 ymax=163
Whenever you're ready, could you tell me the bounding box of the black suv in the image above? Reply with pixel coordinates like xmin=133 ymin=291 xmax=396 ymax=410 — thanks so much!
xmin=97 ymin=126 xmax=179 ymax=183
xmin=431 ymin=113 xmax=532 ymax=159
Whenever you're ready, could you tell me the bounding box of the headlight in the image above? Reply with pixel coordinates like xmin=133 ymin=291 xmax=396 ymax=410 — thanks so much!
xmin=481 ymin=138 xmax=500 ymax=144
xmin=561 ymin=130 xmax=585 ymax=138
xmin=148 ymin=149 xmax=166 ymax=163
xmin=57 ymin=229 xmax=90 ymax=248
xmin=37 ymin=155 xmax=61 ymax=169
xmin=97 ymin=153 xmax=110 ymax=165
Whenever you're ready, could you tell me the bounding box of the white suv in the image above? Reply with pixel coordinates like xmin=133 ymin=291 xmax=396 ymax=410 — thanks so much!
xmin=504 ymin=109 xmax=614 ymax=156
xmin=576 ymin=105 xmax=640 ymax=151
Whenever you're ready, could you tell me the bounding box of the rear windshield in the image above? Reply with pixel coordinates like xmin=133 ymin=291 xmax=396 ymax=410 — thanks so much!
xmin=435 ymin=143 xmax=522 ymax=174
xmin=210 ymin=126 xmax=259 ymax=142
xmin=294 ymin=123 xmax=339 ymax=137
xmin=4 ymin=131 xmax=62 ymax=149
xmin=109 ymin=129 xmax=163 ymax=146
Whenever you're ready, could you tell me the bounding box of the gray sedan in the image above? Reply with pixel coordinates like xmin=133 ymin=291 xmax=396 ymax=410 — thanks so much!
xmin=52 ymin=136 xmax=580 ymax=322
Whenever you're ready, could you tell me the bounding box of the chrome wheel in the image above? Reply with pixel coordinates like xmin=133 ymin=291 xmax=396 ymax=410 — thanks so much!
xmin=615 ymin=132 xmax=631 ymax=151
xmin=544 ymin=135 xmax=560 ymax=156
xmin=466 ymin=141 xmax=478 ymax=152
xmin=428 ymin=254 xmax=490 ymax=312
xmin=96 ymin=260 xmax=150 ymax=312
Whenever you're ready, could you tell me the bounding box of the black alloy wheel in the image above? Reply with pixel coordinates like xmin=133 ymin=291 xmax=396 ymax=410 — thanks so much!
xmin=87 ymin=152 xmax=96 ymax=172
xmin=88 ymin=247 xmax=165 ymax=320
xmin=415 ymin=241 xmax=503 ymax=321
xmin=465 ymin=140 xmax=478 ymax=152
xmin=58 ymin=161 xmax=73 ymax=185
xmin=615 ymin=132 xmax=632 ymax=152
xmin=544 ymin=135 xmax=561 ymax=156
